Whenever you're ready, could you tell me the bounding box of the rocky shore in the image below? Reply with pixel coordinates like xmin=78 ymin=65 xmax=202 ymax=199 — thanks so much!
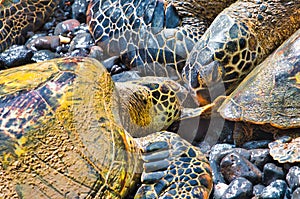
xmin=1 ymin=1 xmax=299 ymax=198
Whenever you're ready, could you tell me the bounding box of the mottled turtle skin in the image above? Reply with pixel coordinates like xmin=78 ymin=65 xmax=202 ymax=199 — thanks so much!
xmin=87 ymin=0 xmax=236 ymax=80
xmin=218 ymin=29 xmax=300 ymax=163
xmin=0 ymin=57 xmax=212 ymax=198
xmin=183 ymin=0 xmax=300 ymax=105
xmin=0 ymin=0 xmax=58 ymax=52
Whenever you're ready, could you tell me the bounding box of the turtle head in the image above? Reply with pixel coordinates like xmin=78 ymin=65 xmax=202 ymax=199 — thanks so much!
xmin=114 ymin=77 xmax=189 ymax=137
xmin=183 ymin=55 xmax=226 ymax=106
xmin=182 ymin=13 xmax=261 ymax=106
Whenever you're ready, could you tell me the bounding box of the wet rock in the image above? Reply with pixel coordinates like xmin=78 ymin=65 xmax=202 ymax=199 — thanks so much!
xmin=292 ymin=187 xmax=300 ymax=199
xmin=54 ymin=19 xmax=81 ymax=36
xmin=89 ymin=45 xmax=103 ymax=61
xmin=253 ymin=184 xmax=265 ymax=197
xmin=70 ymin=48 xmax=90 ymax=57
xmin=32 ymin=50 xmax=59 ymax=62
xmin=214 ymin=183 xmax=229 ymax=199
xmin=72 ymin=0 xmax=88 ymax=23
xmin=263 ymin=163 xmax=285 ymax=185
xmin=43 ymin=20 xmax=55 ymax=31
xmin=0 ymin=45 xmax=33 ymax=68
xmin=101 ymin=56 xmax=119 ymax=71
xmin=69 ymin=33 xmax=93 ymax=51
xmin=232 ymin=148 xmax=251 ymax=160
xmin=72 ymin=24 xmax=91 ymax=36
xmin=210 ymin=144 xmax=235 ymax=157
xmin=249 ymin=149 xmax=272 ymax=170
xmin=285 ymin=188 xmax=292 ymax=199
xmin=209 ymin=144 xmax=234 ymax=184
xmin=222 ymin=177 xmax=253 ymax=199
xmin=259 ymin=180 xmax=288 ymax=199
xmin=242 ymin=140 xmax=272 ymax=149
xmin=56 ymin=44 xmax=70 ymax=54
xmin=220 ymin=152 xmax=262 ymax=184
xmin=196 ymin=141 xmax=211 ymax=156
xmin=286 ymin=166 xmax=300 ymax=191
xmin=26 ymin=36 xmax=61 ymax=51
xmin=110 ymin=63 xmax=127 ymax=75
xmin=112 ymin=71 xmax=141 ymax=82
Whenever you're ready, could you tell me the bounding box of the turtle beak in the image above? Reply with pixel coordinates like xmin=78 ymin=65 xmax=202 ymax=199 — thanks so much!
xmin=196 ymin=92 xmax=211 ymax=106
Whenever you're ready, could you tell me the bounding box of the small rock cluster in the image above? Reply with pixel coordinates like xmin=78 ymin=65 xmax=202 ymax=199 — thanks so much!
xmin=207 ymin=142 xmax=300 ymax=199
xmin=0 ymin=0 xmax=104 ymax=70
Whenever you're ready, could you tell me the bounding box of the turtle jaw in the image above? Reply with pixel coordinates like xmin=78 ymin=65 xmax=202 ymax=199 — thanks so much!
xmin=183 ymin=60 xmax=226 ymax=106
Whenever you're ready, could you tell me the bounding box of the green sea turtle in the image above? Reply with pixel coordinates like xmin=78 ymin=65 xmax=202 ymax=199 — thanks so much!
xmin=182 ymin=0 xmax=300 ymax=105
xmin=87 ymin=0 xmax=237 ymax=79
xmin=217 ymin=28 xmax=300 ymax=163
xmin=0 ymin=57 xmax=213 ymax=198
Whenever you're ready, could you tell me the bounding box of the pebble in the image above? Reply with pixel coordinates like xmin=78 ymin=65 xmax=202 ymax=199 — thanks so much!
xmin=292 ymin=187 xmax=300 ymax=199
xmin=220 ymin=152 xmax=262 ymax=184
xmin=259 ymin=180 xmax=288 ymax=199
xmin=72 ymin=0 xmax=88 ymax=22
xmin=69 ymin=48 xmax=90 ymax=57
xmin=69 ymin=32 xmax=93 ymax=51
xmin=222 ymin=177 xmax=253 ymax=199
xmin=26 ymin=36 xmax=61 ymax=51
xmin=196 ymin=141 xmax=212 ymax=156
xmin=209 ymin=144 xmax=234 ymax=184
xmin=89 ymin=46 xmax=104 ymax=61
xmin=242 ymin=140 xmax=272 ymax=149
xmin=54 ymin=19 xmax=81 ymax=36
xmin=32 ymin=50 xmax=59 ymax=62
xmin=214 ymin=183 xmax=229 ymax=199
xmin=263 ymin=163 xmax=285 ymax=186
xmin=0 ymin=45 xmax=33 ymax=68
xmin=253 ymin=184 xmax=265 ymax=197
xmin=249 ymin=149 xmax=272 ymax=170
xmin=286 ymin=166 xmax=300 ymax=191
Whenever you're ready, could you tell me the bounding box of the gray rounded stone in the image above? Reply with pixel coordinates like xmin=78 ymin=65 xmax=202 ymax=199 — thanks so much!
xmin=263 ymin=163 xmax=285 ymax=186
xmin=259 ymin=180 xmax=288 ymax=199
xmin=222 ymin=177 xmax=253 ymax=199
xmin=286 ymin=166 xmax=300 ymax=191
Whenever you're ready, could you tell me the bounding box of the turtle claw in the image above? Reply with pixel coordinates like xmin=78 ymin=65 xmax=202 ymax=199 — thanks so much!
xmin=142 ymin=150 xmax=170 ymax=162
xmin=141 ymin=171 xmax=166 ymax=184
xmin=144 ymin=160 xmax=169 ymax=172
xmin=144 ymin=141 xmax=169 ymax=152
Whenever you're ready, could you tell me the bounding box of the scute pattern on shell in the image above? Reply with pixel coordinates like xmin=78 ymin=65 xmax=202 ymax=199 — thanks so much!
xmin=87 ymin=0 xmax=236 ymax=80
xmin=218 ymin=29 xmax=300 ymax=129
xmin=0 ymin=57 xmax=141 ymax=198
xmin=0 ymin=0 xmax=59 ymax=52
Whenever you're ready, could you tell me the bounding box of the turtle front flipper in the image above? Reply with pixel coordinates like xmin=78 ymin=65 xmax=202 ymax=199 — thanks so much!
xmin=134 ymin=131 xmax=212 ymax=199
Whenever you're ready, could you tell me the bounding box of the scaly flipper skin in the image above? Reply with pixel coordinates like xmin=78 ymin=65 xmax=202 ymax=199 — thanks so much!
xmin=0 ymin=57 xmax=212 ymax=198
xmin=135 ymin=131 xmax=212 ymax=199
xmin=0 ymin=0 xmax=59 ymax=52
xmin=183 ymin=0 xmax=300 ymax=105
xmin=87 ymin=0 xmax=236 ymax=80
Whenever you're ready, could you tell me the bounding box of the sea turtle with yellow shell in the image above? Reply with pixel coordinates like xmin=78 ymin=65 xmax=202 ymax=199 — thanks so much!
xmin=0 ymin=57 xmax=213 ymax=198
